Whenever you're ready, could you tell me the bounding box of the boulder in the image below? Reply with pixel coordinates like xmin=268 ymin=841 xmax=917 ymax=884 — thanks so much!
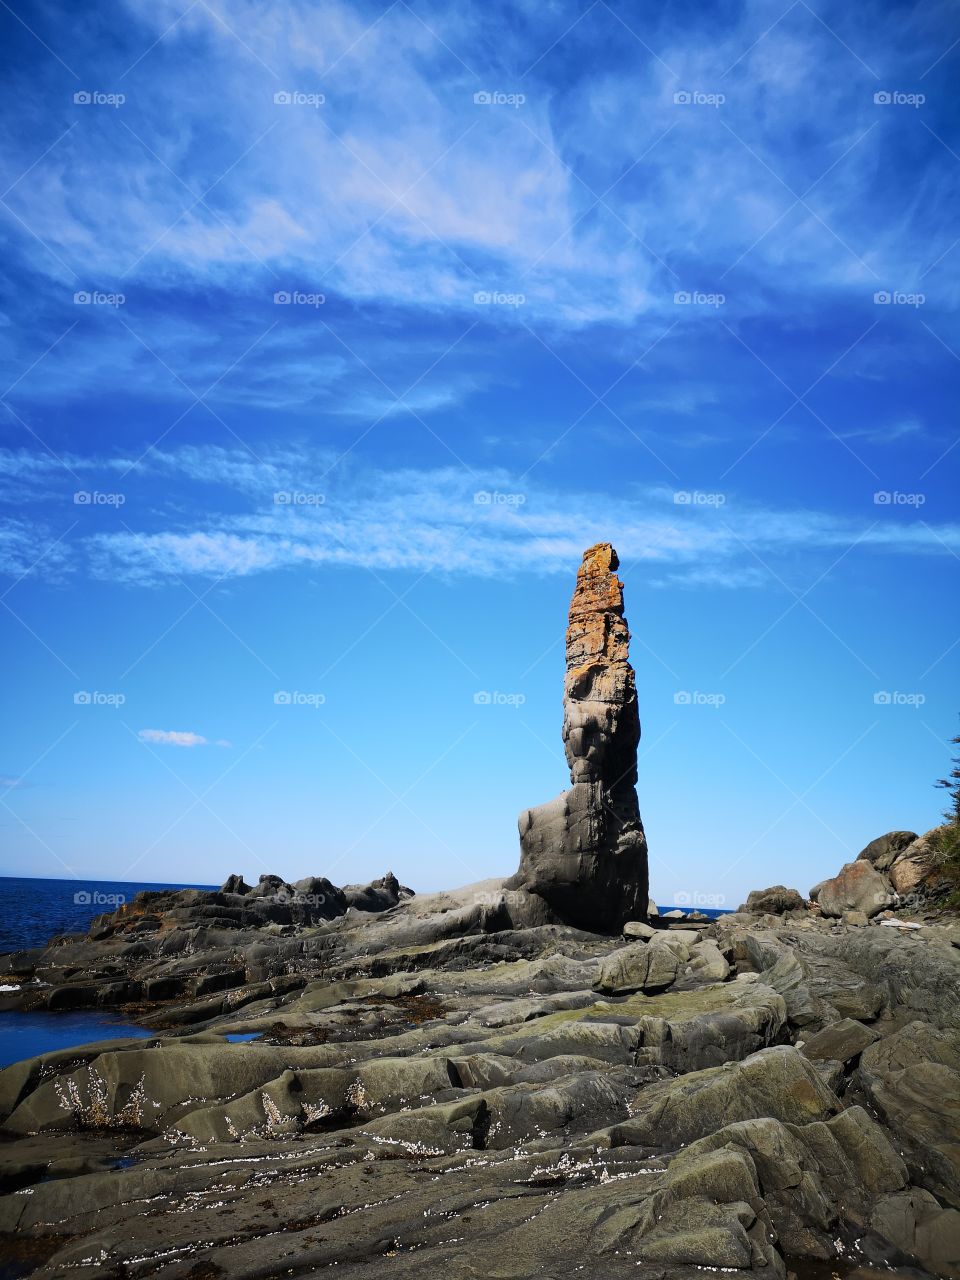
xmin=664 ymin=1106 xmax=906 ymax=1259
xmin=858 ymin=1020 xmax=960 ymax=1206
xmin=816 ymin=860 xmax=895 ymax=918
xmin=687 ymin=940 xmax=732 ymax=982
xmin=870 ymin=1188 xmax=960 ymax=1275
xmin=858 ymin=831 xmax=919 ymax=872
xmin=508 ymin=544 xmax=648 ymax=933
xmin=594 ymin=941 xmax=679 ymax=994
xmin=623 ymin=920 xmax=657 ymax=941
xmin=340 ymin=871 xmax=413 ymax=912
xmin=743 ymin=886 xmax=806 ymax=914
xmin=604 ymin=1045 xmax=842 ymax=1149
xmin=889 ymin=827 xmax=951 ymax=898
xmin=219 ymin=873 xmax=251 ymax=894
xmin=799 ymin=1017 xmax=879 ymax=1063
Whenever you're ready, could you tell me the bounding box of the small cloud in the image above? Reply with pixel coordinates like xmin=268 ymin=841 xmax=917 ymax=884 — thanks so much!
xmin=838 ymin=418 xmax=926 ymax=444
xmin=215 ymin=739 xmax=232 ymax=748
xmin=138 ymin=729 xmax=208 ymax=747
xmin=0 ymin=775 xmax=26 ymax=789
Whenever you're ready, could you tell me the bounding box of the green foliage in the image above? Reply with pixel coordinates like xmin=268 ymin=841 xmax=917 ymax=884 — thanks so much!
xmin=934 ymin=721 xmax=960 ymax=905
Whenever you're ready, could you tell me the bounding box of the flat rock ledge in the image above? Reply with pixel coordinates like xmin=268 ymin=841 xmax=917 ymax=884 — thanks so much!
xmin=0 ymin=880 xmax=958 ymax=1280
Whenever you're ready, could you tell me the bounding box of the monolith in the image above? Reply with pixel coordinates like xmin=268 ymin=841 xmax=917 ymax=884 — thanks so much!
xmin=508 ymin=542 xmax=649 ymax=931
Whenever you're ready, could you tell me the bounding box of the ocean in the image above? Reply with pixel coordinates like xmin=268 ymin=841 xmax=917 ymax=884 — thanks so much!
xmin=0 ymin=876 xmax=214 ymax=1068
xmin=0 ymin=875 xmax=215 ymax=953
xmin=0 ymin=877 xmax=732 ymax=1068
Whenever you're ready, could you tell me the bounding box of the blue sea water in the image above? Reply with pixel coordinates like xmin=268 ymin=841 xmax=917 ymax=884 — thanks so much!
xmin=0 ymin=1011 xmax=154 ymax=1067
xmin=0 ymin=878 xmax=732 ymax=1069
xmin=0 ymin=875 xmax=214 ymax=953
xmin=0 ymin=876 xmax=213 ymax=1069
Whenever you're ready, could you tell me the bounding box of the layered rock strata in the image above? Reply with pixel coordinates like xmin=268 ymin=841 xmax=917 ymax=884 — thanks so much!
xmin=508 ymin=543 xmax=649 ymax=932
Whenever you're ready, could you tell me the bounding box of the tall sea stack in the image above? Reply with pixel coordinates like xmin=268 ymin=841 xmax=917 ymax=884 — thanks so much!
xmin=508 ymin=542 xmax=649 ymax=932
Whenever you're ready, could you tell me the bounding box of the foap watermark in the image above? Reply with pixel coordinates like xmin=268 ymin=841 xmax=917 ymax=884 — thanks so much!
xmin=873 ymin=290 xmax=924 ymax=307
xmin=673 ymin=891 xmax=726 ymax=909
xmin=274 ymin=90 xmax=325 ymax=107
xmin=474 ymin=691 xmax=526 ymax=707
xmin=274 ymin=290 xmax=325 ymax=307
xmin=74 ymin=90 xmax=125 ymax=108
xmin=468 ymin=889 xmax=531 ymax=909
xmin=274 ymin=490 xmax=325 ymax=505
xmin=874 ymin=691 xmax=925 ymax=707
xmin=74 ymin=290 xmax=125 ymax=307
xmin=674 ymin=690 xmax=726 ymax=707
xmin=74 ymin=490 xmax=125 ymax=506
xmin=874 ymin=90 xmax=925 ymax=108
xmin=674 ymin=490 xmax=725 ymax=506
xmin=473 ymin=290 xmax=525 ymax=307
xmin=674 ymin=290 xmax=725 ymax=307
xmin=473 ymin=90 xmax=525 ymax=108
xmin=474 ymin=490 xmax=526 ymax=506
xmin=274 ymin=690 xmax=326 ymax=708
xmin=674 ymin=90 xmax=725 ymax=107
xmin=874 ymin=490 xmax=925 ymax=506
xmin=74 ymin=889 xmax=126 ymax=906
xmin=273 ymin=889 xmax=327 ymax=907
xmin=74 ymin=691 xmax=125 ymax=707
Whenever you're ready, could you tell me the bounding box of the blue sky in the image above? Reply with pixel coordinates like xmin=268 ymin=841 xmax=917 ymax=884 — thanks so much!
xmin=0 ymin=0 xmax=957 ymax=908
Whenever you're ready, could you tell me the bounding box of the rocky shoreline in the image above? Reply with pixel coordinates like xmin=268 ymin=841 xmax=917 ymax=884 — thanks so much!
xmin=0 ymin=544 xmax=957 ymax=1280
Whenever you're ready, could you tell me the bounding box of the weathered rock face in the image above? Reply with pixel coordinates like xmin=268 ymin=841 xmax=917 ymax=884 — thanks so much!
xmin=889 ymin=826 xmax=952 ymax=898
xmin=814 ymin=860 xmax=895 ymax=919
xmin=742 ymin=885 xmax=806 ymax=914
xmin=508 ymin=543 xmax=648 ymax=933
xmin=858 ymin=830 xmax=919 ymax=872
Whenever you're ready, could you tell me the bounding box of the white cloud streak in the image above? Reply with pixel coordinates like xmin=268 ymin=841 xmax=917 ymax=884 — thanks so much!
xmin=138 ymin=729 xmax=210 ymax=747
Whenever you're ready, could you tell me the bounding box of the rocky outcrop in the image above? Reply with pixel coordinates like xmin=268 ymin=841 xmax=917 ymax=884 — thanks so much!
xmin=508 ymin=543 xmax=648 ymax=932
xmin=889 ymin=826 xmax=952 ymax=897
xmin=858 ymin=830 xmax=919 ymax=872
xmin=857 ymin=1020 xmax=960 ymax=1208
xmin=742 ymin=885 xmax=806 ymax=914
xmin=1 ymin=883 xmax=959 ymax=1279
xmin=813 ymin=859 xmax=895 ymax=918
xmin=594 ymin=939 xmax=680 ymax=993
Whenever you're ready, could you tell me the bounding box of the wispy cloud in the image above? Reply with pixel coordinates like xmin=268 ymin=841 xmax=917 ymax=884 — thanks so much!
xmin=2 ymin=0 xmax=956 ymax=332
xmin=138 ymin=729 xmax=212 ymax=747
xmin=0 ymin=442 xmax=935 ymax=586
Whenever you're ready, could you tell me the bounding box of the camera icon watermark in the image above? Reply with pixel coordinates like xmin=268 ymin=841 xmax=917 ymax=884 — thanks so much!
xmin=673 ymin=890 xmax=726 ymax=908
xmin=873 ymin=290 xmax=925 ymax=307
xmin=73 ymin=889 xmax=125 ymax=906
xmin=73 ymin=90 xmax=125 ymax=108
xmin=273 ymin=889 xmax=327 ymax=906
xmin=74 ymin=691 xmax=125 ymax=707
xmin=473 ymin=490 xmax=526 ymax=506
xmin=873 ymin=90 xmax=924 ymax=108
xmin=74 ymin=490 xmax=126 ymax=506
xmin=674 ymin=690 xmax=726 ymax=707
xmin=673 ymin=490 xmax=726 ymax=506
xmin=673 ymin=90 xmax=725 ymax=107
xmin=473 ymin=90 xmax=526 ymax=108
xmin=274 ymin=690 xmax=326 ymax=707
xmin=274 ymin=290 xmax=325 ymax=307
xmin=873 ymin=691 xmax=925 ymax=707
xmin=473 ymin=690 xmax=526 ymax=707
xmin=274 ymin=90 xmax=325 ymax=107
xmin=73 ymin=290 xmax=125 ymax=307
xmin=473 ymin=290 xmax=525 ymax=307
xmin=274 ymin=491 xmax=325 ymax=505
xmin=674 ymin=290 xmax=725 ymax=307
xmin=873 ymin=491 xmax=925 ymax=506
